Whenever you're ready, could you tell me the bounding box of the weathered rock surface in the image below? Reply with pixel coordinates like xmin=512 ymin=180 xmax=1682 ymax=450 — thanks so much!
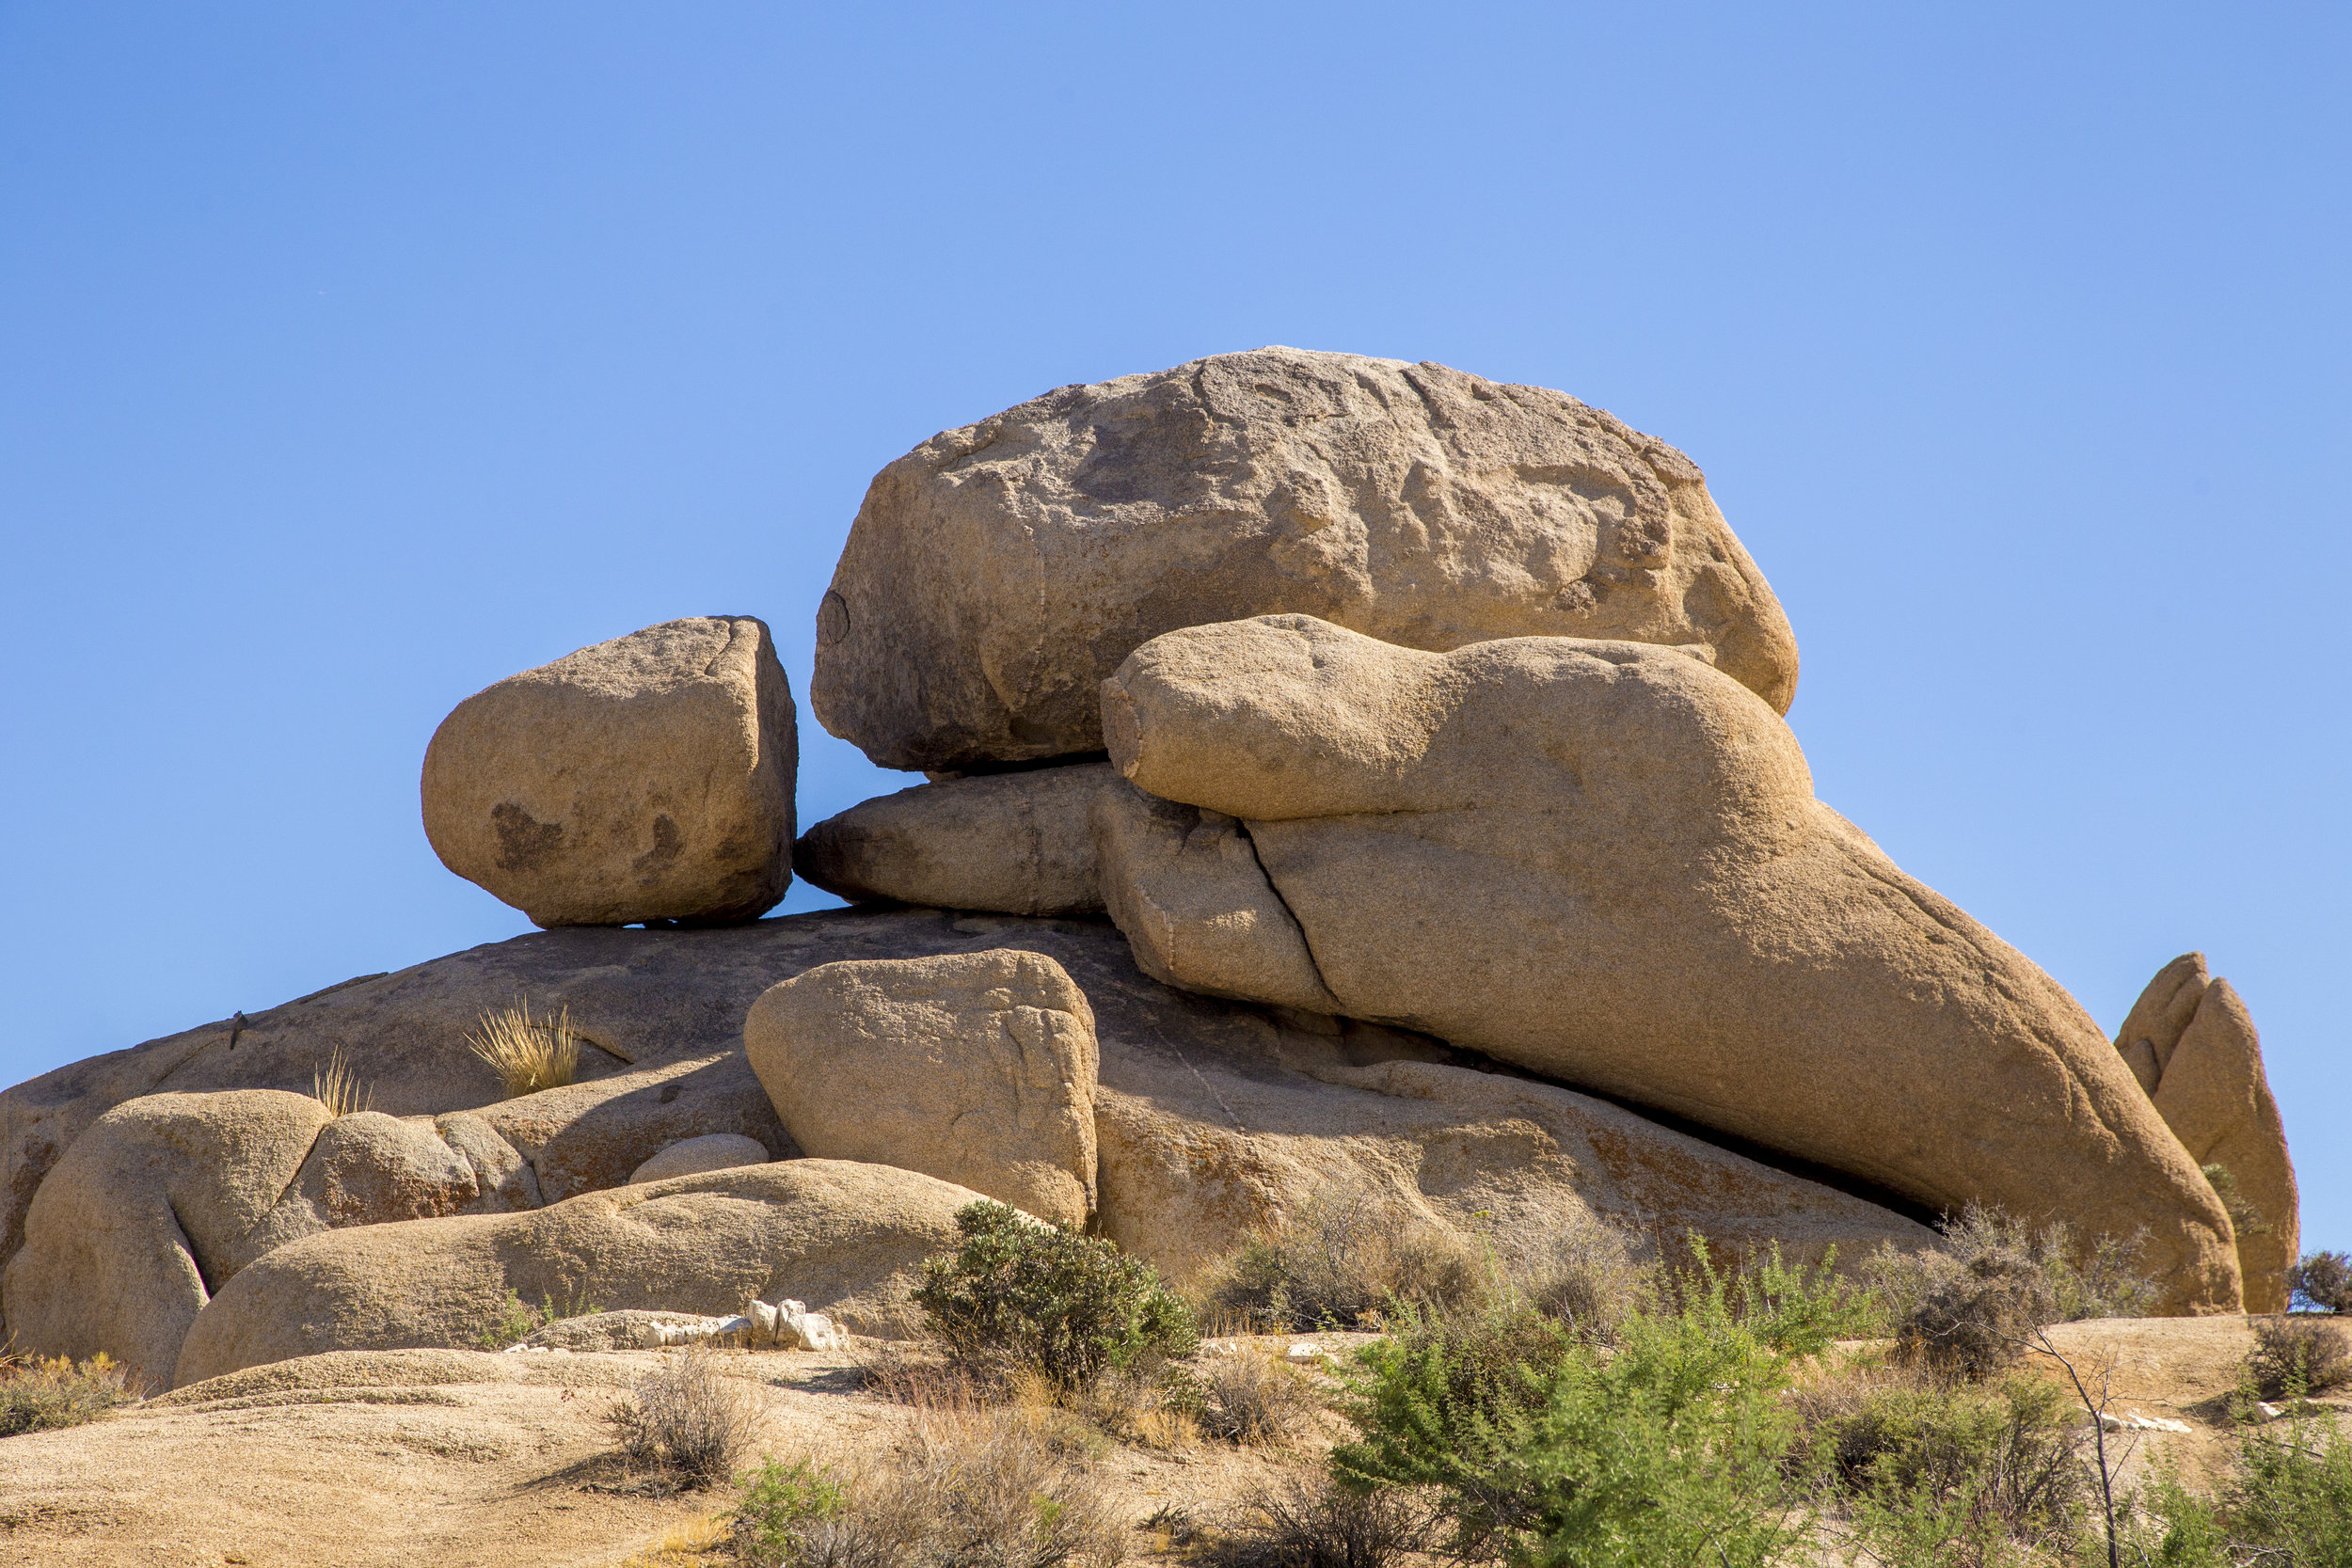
xmin=1097 ymin=614 xmax=2240 ymax=1311
xmin=172 ymin=1159 xmax=979 ymax=1386
xmin=7 ymin=908 xmax=1937 ymax=1363
xmin=795 ymin=763 xmax=1115 ymax=913
xmin=745 ymin=950 xmax=1101 ymax=1227
xmin=811 ymin=347 xmax=1799 ymax=771
xmin=422 ymin=615 xmax=798 ymax=927
xmin=0 ymin=1092 xmax=554 ymax=1385
xmin=2116 ymin=955 xmax=2299 ymax=1313
xmin=628 ymin=1132 xmax=771 ymax=1184
xmin=0 ymin=926 xmax=806 ymax=1331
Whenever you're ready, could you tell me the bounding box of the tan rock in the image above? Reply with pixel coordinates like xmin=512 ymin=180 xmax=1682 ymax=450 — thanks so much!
xmin=421 ymin=616 xmax=797 ymax=927
xmin=811 ymin=347 xmax=1798 ymax=771
xmin=743 ymin=951 xmax=1100 ymax=1227
xmin=795 ymin=763 xmax=1114 ymax=913
xmin=1099 ymin=613 xmax=2239 ymax=1312
xmin=171 ymin=1160 xmax=980 ymax=1386
xmin=8 ymin=907 xmax=1944 ymax=1362
xmin=0 ymin=1091 xmax=331 ymax=1385
xmin=628 ymin=1132 xmax=770 ymax=1184
xmin=2117 ymin=956 xmax=2299 ymax=1314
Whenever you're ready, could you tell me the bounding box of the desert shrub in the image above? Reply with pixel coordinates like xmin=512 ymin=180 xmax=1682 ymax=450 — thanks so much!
xmin=464 ymin=998 xmax=580 ymax=1098
xmin=2246 ymin=1315 xmax=2352 ymax=1400
xmin=471 ymin=1285 xmax=601 ymax=1350
xmin=2119 ymin=1412 xmax=2352 ymax=1567
xmin=1669 ymin=1237 xmax=1869 ymax=1358
xmin=0 ymin=1351 xmax=137 ymax=1436
xmin=1508 ymin=1209 xmax=1657 ymax=1342
xmin=1335 ymin=1257 xmax=1810 ymax=1567
xmin=914 ymin=1201 xmax=1195 ymax=1391
xmin=2200 ymin=1163 xmax=2272 ymax=1241
xmin=1790 ymin=1362 xmax=2087 ymax=1562
xmin=2290 ymin=1249 xmax=2352 ymax=1314
xmin=732 ymin=1410 xmax=1124 ymax=1568
xmin=1200 ymin=1472 xmax=1435 ymax=1568
xmin=1212 ymin=1189 xmax=1484 ymax=1332
xmin=607 ymin=1347 xmax=764 ymax=1487
xmin=1867 ymin=1206 xmax=2156 ymax=1379
xmin=1192 ymin=1345 xmax=1327 ymax=1446
xmin=310 ymin=1045 xmax=374 ymax=1117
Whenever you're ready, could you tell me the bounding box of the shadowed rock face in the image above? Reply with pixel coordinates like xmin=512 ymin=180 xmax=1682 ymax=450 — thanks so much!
xmin=812 ymin=347 xmax=1799 ymax=772
xmin=2115 ymin=954 xmax=2298 ymax=1313
xmin=1093 ymin=614 xmax=2240 ymax=1313
xmin=422 ymin=615 xmax=799 ymax=927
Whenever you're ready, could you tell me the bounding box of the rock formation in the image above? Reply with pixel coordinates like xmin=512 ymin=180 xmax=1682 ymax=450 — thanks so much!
xmin=810 ymin=348 xmax=1798 ymax=772
xmin=422 ymin=615 xmax=798 ymax=927
xmin=745 ymin=950 xmax=1101 ymax=1228
xmin=795 ymin=763 xmax=1114 ymax=913
xmin=2116 ymin=954 xmax=2299 ymax=1313
xmin=1090 ymin=613 xmax=2238 ymax=1311
xmin=171 ymin=1160 xmax=976 ymax=1386
xmin=628 ymin=1132 xmax=771 ymax=1184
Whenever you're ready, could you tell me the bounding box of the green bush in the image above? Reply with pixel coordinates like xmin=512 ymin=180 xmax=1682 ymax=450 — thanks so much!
xmin=1334 ymin=1246 xmax=1815 ymax=1567
xmin=914 ymin=1201 xmax=1196 ymax=1390
xmin=0 ymin=1351 xmax=137 ymax=1437
xmin=729 ymin=1458 xmax=848 ymax=1565
xmin=2122 ymin=1413 xmax=2352 ymax=1567
xmin=1791 ymin=1367 xmax=2087 ymax=1563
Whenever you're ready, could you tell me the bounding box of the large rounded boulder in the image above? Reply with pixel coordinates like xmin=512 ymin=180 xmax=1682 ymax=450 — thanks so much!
xmin=811 ymin=347 xmax=1799 ymax=772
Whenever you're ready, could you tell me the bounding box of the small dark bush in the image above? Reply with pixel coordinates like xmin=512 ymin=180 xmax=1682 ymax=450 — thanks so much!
xmin=2247 ymin=1316 xmax=2352 ymax=1400
xmin=2290 ymin=1249 xmax=2352 ymax=1314
xmin=1868 ymin=1206 xmax=2156 ymax=1380
xmin=1192 ymin=1346 xmax=1326 ymax=1446
xmin=0 ymin=1351 xmax=137 ymax=1437
xmin=606 ymin=1346 xmax=762 ymax=1487
xmin=1213 ymin=1190 xmax=1484 ymax=1333
xmin=914 ymin=1200 xmax=1195 ymax=1390
xmin=1201 ymin=1473 xmax=1434 ymax=1568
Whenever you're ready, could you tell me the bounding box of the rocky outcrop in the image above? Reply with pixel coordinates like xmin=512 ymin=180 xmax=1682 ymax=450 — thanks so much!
xmin=1094 ymin=613 xmax=2239 ymax=1312
xmin=2116 ymin=955 xmax=2299 ymax=1313
xmin=795 ymin=763 xmax=1114 ymax=914
xmin=421 ymin=616 xmax=798 ymax=927
xmin=745 ymin=951 xmax=1101 ymax=1227
xmin=810 ymin=348 xmax=1798 ymax=772
xmin=0 ymin=1092 xmax=543 ymax=1386
xmin=171 ymin=1160 xmax=979 ymax=1386
xmin=5 ymin=908 xmax=1942 ymax=1368
xmin=628 ymin=1132 xmax=771 ymax=1184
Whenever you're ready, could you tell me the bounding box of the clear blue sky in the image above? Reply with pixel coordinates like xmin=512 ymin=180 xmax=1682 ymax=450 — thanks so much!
xmin=3 ymin=5 xmax=2344 ymax=1254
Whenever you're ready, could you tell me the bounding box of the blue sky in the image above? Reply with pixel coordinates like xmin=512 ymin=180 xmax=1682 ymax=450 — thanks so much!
xmin=3 ymin=4 xmax=2344 ymax=1253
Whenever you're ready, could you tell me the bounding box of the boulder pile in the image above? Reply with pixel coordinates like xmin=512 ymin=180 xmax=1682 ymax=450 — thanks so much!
xmin=0 ymin=348 xmax=2297 ymax=1391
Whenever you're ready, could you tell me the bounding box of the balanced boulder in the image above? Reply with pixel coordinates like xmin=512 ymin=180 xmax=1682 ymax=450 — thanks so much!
xmin=421 ymin=615 xmax=797 ymax=927
xmin=171 ymin=1160 xmax=979 ymax=1386
xmin=811 ymin=347 xmax=1799 ymax=772
xmin=795 ymin=763 xmax=1115 ymax=914
xmin=744 ymin=951 xmax=1099 ymax=1227
xmin=2116 ymin=955 xmax=2299 ymax=1312
xmin=1096 ymin=613 xmax=2239 ymax=1311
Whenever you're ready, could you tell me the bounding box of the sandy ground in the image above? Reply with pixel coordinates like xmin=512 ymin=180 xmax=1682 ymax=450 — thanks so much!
xmin=0 ymin=1338 xmax=1359 ymax=1568
xmin=2 ymin=1318 xmax=2341 ymax=1566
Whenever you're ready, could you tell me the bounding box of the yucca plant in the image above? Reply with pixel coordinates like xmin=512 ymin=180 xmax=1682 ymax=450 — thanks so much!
xmin=464 ymin=999 xmax=580 ymax=1099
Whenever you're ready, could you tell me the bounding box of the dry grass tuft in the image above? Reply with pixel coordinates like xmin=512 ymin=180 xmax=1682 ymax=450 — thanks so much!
xmin=1211 ymin=1189 xmax=1484 ymax=1332
xmin=1192 ymin=1344 xmax=1326 ymax=1447
xmin=1198 ymin=1472 xmax=1435 ymax=1568
xmin=310 ymin=1046 xmax=374 ymax=1117
xmin=607 ymin=1347 xmax=765 ymax=1489
xmin=0 ymin=1350 xmax=140 ymax=1437
xmin=730 ymin=1406 xmax=1125 ymax=1568
xmin=464 ymin=998 xmax=580 ymax=1099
